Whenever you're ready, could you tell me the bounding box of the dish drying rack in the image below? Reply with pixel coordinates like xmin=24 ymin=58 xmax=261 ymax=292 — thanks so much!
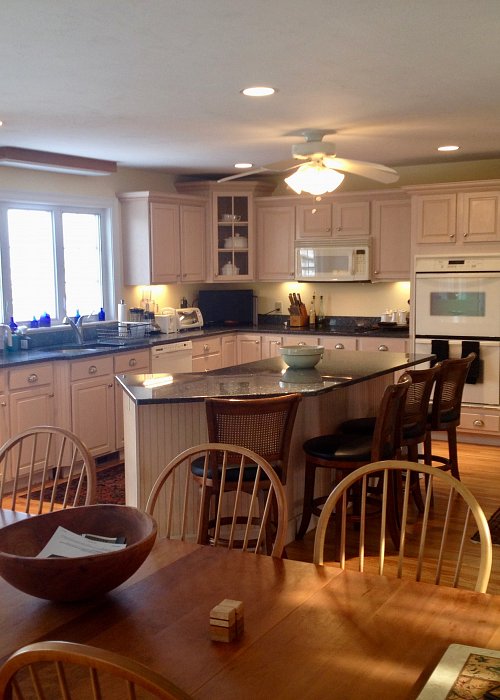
xmin=96 ymin=322 xmax=150 ymax=346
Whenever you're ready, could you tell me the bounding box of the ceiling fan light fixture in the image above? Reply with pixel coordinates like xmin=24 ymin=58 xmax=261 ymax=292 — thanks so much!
xmin=285 ymin=163 xmax=344 ymax=196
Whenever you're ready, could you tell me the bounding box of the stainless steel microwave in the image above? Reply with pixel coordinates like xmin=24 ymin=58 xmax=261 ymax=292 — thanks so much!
xmin=295 ymin=243 xmax=370 ymax=282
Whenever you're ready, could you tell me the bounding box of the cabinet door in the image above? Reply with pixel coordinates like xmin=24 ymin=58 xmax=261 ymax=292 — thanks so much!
xmin=332 ymin=201 xmax=370 ymax=239
xmin=458 ymin=192 xmax=500 ymax=243
xmin=296 ymin=203 xmax=332 ymax=239
xmin=237 ymin=334 xmax=262 ymax=364
xmin=261 ymin=335 xmax=283 ymax=359
xmin=180 ymin=204 xmax=206 ymax=282
xmin=413 ymin=193 xmax=457 ymax=244
xmin=256 ymin=205 xmax=295 ymax=280
xmin=151 ymin=202 xmax=181 ymax=283
xmin=214 ymin=193 xmax=253 ymax=280
xmin=71 ymin=376 xmax=115 ymax=456
xmin=221 ymin=335 xmax=237 ymax=368
xmin=0 ymin=393 xmax=8 ymax=447
xmin=372 ymin=199 xmax=411 ymax=280
xmin=8 ymin=386 xmax=56 ymax=476
xmin=192 ymin=354 xmax=222 ymax=372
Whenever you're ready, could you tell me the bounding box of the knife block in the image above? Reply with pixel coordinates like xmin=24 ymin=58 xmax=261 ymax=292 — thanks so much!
xmin=290 ymin=312 xmax=309 ymax=327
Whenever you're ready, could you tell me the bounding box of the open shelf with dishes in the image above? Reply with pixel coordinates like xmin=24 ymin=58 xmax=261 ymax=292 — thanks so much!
xmin=216 ymin=195 xmax=250 ymax=279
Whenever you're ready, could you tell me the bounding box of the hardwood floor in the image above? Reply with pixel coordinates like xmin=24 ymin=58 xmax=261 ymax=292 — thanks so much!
xmin=286 ymin=440 xmax=500 ymax=594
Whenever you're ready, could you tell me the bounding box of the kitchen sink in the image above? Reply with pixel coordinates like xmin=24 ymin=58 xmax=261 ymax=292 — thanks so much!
xmin=50 ymin=346 xmax=100 ymax=354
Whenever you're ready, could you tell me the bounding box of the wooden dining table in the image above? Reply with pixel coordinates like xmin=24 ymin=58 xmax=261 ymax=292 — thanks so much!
xmin=0 ymin=521 xmax=499 ymax=699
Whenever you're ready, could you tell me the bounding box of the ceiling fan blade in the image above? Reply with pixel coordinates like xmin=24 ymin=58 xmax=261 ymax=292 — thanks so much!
xmin=263 ymin=158 xmax=302 ymax=172
xmin=322 ymin=157 xmax=399 ymax=184
xmin=217 ymin=167 xmax=269 ymax=183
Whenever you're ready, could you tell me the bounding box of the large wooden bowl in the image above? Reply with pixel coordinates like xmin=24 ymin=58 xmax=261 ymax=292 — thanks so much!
xmin=0 ymin=505 xmax=157 ymax=602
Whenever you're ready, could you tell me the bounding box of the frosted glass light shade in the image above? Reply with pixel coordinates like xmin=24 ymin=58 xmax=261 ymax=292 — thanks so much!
xmin=285 ymin=163 xmax=345 ymax=196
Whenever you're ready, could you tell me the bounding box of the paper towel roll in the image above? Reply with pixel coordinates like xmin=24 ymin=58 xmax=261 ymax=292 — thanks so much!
xmin=117 ymin=300 xmax=127 ymax=322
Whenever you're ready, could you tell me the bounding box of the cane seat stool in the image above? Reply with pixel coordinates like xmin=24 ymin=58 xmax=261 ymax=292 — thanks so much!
xmin=190 ymin=394 xmax=302 ymax=551
xmin=297 ymin=375 xmax=411 ymax=544
xmin=423 ymin=353 xmax=476 ymax=480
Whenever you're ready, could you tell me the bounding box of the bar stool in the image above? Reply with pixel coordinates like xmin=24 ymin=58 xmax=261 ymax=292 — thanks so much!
xmin=297 ymin=375 xmax=411 ymax=542
xmin=423 ymin=353 xmax=476 ymax=480
xmin=190 ymin=393 xmax=302 ymax=551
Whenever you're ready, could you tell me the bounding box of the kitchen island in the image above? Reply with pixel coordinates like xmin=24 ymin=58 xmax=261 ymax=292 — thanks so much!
xmin=118 ymin=349 xmax=432 ymax=540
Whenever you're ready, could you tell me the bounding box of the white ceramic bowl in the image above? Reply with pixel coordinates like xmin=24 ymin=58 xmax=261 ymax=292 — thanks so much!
xmin=279 ymin=345 xmax=324 ymax=369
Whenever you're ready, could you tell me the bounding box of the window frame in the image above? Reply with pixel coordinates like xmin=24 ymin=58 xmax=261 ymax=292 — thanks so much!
xmin=0 ymin=191 xmax=117 ymax=325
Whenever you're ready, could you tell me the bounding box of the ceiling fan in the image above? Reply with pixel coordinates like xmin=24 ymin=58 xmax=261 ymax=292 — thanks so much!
xmin=217 ymin=129 xmax=399 ymax=195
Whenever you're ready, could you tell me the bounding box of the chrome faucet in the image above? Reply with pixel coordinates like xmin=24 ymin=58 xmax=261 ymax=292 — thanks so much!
xmin=63 ymin=315 xmax=85 ymax=345
xmin=0 ymin=324 xmax=13 ymax=350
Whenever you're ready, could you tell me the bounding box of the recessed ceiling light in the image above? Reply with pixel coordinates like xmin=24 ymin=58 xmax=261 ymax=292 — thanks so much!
xmin=438 ymin=145 xmax=460 ymax=152
xmin=241 ymin=86 xmax=276 ymax=97
xmin=0 ymin=121 xmax=3 ymax=127
xmin=234 ymin=162 xmax=253 ymax=169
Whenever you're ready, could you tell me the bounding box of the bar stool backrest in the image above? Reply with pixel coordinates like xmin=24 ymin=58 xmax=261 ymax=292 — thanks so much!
xmin=431 ymin=353 xmax=476 ymax=429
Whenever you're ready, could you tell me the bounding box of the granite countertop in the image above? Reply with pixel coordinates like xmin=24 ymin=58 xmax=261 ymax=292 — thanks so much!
xmin=0 ymin=319 xmax=409 ymax=368
xmin=116 ymin=349 xmax=432 ymax=405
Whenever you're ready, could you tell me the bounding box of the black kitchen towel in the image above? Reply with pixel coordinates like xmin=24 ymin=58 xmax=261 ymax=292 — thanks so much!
xmin=461 ymin=341 xmax=481 ymax=384
xmin=430 ymin=339 xmax=449 ymax=367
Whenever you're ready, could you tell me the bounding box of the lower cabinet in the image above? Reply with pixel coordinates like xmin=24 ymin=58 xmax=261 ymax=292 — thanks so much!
xmin=315 ymin=335 xmax=357 ymax=351
xmin=192 ymin=337 xmax=222 ymax=372
xmin=7 ymin=363 xmax=56 ymax=477
xmin=70 ymin=356 xmax=116 ymax=457
xmin=114 ymin=349 xmax=150 ymax=450
xmin=237 ymin=334 xmax=262 ymax=364
xmin=221 ymin=334 xmax=237 ymax=368
xmin=357 ymin=337 xmax=408 ymax=353
xmin=261 ymin=335 xmax=283 ymax=359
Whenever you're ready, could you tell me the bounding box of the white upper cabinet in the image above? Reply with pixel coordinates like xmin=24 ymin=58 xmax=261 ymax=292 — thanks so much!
xmin=119 ymin=191 xmax=206 ymax=285
xmin=296 ymin=200 xmax=370 ymax=240
xmin=176 ymin=180 xmax=275 ymax=282
xmin=256 ymin=201 xmax=295 ymax=281
xmin=371 ymin=197 xmax=411 ymax=280
xmin=410 ymin=182 xmax=500 ymax=248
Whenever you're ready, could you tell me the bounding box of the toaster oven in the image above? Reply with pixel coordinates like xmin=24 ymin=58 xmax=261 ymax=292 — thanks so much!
xmin=175 ymin=307 xmax=204 ymax=330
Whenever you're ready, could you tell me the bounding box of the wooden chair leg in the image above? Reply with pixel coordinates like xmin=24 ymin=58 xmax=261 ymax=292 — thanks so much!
xmin=297 ymin=461 xmax=317 ymax=539
xmin=447 ymin=427 xmax=460 ymax=480
xmin=406 ymin=443 xmax=425 ymax=513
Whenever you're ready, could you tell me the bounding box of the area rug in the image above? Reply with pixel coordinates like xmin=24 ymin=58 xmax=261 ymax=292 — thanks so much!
xmin=32 ymin=464 xmax=125 ymax=506
xmin=471 ymin=506 xmax=500 ymax=545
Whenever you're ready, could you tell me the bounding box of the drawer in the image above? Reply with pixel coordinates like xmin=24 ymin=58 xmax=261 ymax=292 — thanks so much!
xmin=114 ymin=349 xmax=150 ymax=374
xmin=9 ymin=362 xmax=54 ymax=390
xmin=358 ymin=337 xmax=408 ymax=352
xmin=192 ymin=337 xmax=221 ymax=357
xmin=70 ymin=355 xmax=114 ymax=381
xmin=460 ymin=410 xmax=500 ymax=434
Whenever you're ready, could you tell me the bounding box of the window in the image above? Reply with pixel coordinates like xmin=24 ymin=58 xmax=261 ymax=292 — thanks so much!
xmin=0 ymin=200 xmax=112 ymax=325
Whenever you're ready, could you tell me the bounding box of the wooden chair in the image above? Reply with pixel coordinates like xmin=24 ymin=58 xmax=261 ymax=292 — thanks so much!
xmin=0 ymin=426 xmax=96 ymax=514
xmin=146 ymin=443 xmax=287 ymax=557
xmin=0 ymin=640 xmax=191 ymax=699
xmin=423 ymin=353 xmax=476 ymax=479
xmin=297 ymin=376 xmax=411 ymax=541
xmin=313 ymin=460 xmax=492 ymax=593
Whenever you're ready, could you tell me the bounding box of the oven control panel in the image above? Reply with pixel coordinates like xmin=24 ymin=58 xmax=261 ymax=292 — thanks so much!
xmin=415 ymin=254 xmax=500 ymax=273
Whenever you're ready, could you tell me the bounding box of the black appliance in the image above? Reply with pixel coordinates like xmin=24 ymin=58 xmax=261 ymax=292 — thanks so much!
xmin=198 ymin=289 xmax=254 ymax=326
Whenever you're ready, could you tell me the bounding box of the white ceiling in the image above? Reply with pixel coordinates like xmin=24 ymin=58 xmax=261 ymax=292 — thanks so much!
xmin=2 ymin=0 xmax=500 ymax=181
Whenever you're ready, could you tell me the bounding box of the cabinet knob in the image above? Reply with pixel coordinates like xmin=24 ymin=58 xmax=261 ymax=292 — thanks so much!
xmin=88 ymin=365 xmax=98 ymax=374
xmin=108 ymin=383 xmax=114 ymax=388
xmin=27 ymin=373 xmax=38 ymax=384
xmin=473 ymin=419 xmax=484 ymax=427
xmin=449 ymin=233 xmax=455 ymax=239
xmin=203 ymin=344 xmax=209 ymax=352
xmin=378 ymin=344 xmax=389 ymax=352
xmin=48 ymin=393 xmax=54 ymax=398
xmin=298 ymin=341 xmax=306 ymax=346
xmin=335 ymin=343 xmax=345 ymax=350
xmin=255 ymin=340 xmax=259 ymax=344
xmin=373 ymin=270 xmax=379 ymax=275
xmin=0 ymin=401 xmax=6 ymax=407
xmin=336 ymin=227 xmax=341 ymax=231
xmin=129 ymin=358 xmax=137 ymax=367
xmin=463 ymin=232 xmax=468 ymax=237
